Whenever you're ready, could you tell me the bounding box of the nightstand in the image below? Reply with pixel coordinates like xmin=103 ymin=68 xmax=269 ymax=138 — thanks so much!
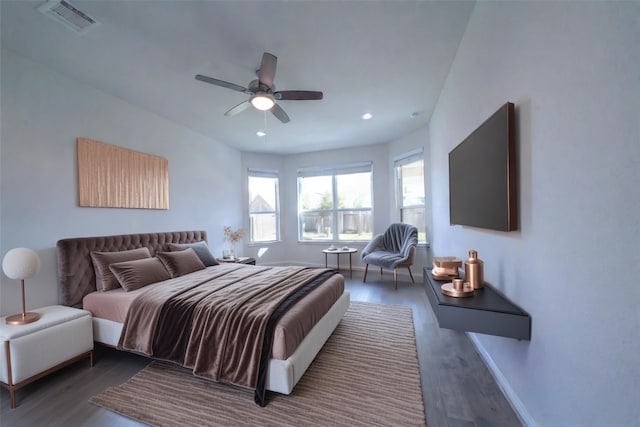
xmin=0 ymin=305 xmax=94 ymax=408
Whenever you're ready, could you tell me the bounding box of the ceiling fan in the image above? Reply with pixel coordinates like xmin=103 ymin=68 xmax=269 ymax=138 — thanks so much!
xmin=195 ymin=52 xmax=323 ymax=124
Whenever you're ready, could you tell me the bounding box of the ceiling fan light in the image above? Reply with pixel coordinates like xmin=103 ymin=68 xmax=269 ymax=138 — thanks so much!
xmin=250 ymin=95 xmax=275 ymax=111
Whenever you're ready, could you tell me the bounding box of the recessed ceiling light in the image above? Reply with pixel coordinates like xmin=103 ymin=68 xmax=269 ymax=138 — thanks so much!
xmin=361 ymin=113 xmax=373 ymax=120
xmin=256 ymin=130 xmax=266 ymax=137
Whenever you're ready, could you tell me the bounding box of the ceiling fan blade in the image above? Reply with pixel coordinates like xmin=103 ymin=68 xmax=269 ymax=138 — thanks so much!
xmin=274 ymin=90 xmax=323 ymax=101
xmin=270 ymin=103 xmax=290 ymax=123
xmin=195 ymin=75 xmax=248 ymax=93
xmin=258 ymin=52 xmax=277 ymax=89
xmin=224 ymin=100 xmax=251 ymax=117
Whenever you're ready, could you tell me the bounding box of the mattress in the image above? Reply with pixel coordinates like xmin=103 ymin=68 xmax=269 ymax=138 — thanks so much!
xmin=83 ymin=266 xmax=344 ymax=360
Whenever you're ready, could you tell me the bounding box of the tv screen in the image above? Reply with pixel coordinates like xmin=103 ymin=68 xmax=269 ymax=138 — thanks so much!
xmin=449 ymin=102 xmax=517 ymax=231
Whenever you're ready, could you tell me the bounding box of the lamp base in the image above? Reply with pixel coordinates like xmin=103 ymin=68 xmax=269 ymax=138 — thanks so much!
xmin=6 ymin=312 xmax=40 ymax=325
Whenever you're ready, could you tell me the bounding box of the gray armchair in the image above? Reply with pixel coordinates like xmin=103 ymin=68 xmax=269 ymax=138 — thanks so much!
xmin=361 ymin=223 xmax=418 ymax=290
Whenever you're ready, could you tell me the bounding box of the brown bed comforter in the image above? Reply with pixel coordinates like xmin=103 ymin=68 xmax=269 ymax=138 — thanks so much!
xmin=118 ymin=263 xmax=337 ymax=406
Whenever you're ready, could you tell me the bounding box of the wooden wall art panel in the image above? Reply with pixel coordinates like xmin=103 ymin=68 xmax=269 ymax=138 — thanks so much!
xmin=77 ymin=138 xmax=169 ymax=209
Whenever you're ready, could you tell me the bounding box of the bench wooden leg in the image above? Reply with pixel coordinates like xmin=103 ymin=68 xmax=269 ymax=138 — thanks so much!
xmin=5 ymin=340 xmax=16 ymax=408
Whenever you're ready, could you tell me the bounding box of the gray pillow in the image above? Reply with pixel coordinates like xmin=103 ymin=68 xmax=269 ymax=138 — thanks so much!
xmin=108 ymin=257 xmax=171 ymax=292
xmin=156 ymin=248 xmax=205 ymax=278
xmin=168 ymin=241 xmax=218 ymax=266
xmin=91 ymin=247 xmax=151 ymax=291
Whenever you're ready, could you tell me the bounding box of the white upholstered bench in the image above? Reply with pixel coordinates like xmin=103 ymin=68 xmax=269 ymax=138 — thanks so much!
xmin=0 ymin=305 xmax=93 ymax=408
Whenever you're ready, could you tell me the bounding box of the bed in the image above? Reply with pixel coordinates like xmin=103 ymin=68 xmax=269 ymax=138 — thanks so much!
xmin=56 ymin=230 xmax=350 ymax=405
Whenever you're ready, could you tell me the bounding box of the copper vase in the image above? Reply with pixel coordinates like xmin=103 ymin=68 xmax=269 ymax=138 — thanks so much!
xmin=464 ymin=250 xmax=484 ymax=289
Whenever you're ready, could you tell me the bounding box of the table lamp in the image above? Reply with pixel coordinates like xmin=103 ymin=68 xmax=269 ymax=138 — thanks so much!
xmin=2 ymin=248 xmax=41 ymax=325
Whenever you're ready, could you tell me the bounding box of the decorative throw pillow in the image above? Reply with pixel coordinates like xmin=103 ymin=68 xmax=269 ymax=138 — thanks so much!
xmin=108 ymin=257 xmax=171 ymax=292
xmin=168 ymin=241 xmax=218 ymax=266
xmin=91 ymin=247 xmax=151 ymax=291
xmin=156 ymin=248 xmax=205 ymax=278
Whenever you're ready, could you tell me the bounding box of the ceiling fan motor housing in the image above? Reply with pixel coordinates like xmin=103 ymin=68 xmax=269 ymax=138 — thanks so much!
xmin=248 ymin=80 xmax=274 ymax=94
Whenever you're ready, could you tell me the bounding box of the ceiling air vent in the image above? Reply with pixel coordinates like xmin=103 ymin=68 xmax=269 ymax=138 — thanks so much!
xmin=37 ymin=0 xmax=99 ymax=34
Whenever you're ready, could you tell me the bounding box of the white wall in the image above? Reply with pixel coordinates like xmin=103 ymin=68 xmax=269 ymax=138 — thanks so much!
xmin=429 ymin=2 xmax=639 ymax=425
xmin=0 ymin=49 xmax=244 ymax=315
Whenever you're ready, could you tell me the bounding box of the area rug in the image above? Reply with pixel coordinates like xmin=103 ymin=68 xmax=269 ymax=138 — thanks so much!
xmin=89 ymin=301 xmax=426 ymax=426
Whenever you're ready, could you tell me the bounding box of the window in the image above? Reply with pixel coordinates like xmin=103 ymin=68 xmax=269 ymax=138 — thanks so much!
xmin=297 ymin=163 xmax=373 ymax=242
xmin=395 ymin=151 xmax=427 ymax=243
xmin=248 ymin=170 xmax=280 ymax=243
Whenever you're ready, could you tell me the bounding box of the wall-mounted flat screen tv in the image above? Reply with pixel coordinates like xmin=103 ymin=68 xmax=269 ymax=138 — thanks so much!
xmin=449 ymin=102 xmax=517 ymax=231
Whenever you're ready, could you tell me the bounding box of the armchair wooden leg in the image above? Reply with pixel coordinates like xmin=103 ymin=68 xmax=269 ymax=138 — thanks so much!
xmin=363 ymin=264 xmax=369 ymax=283
xmin=393 ymin=268 xmax=398 ymax=290
xmin=407 ymin=267 xmax=415 ymax=283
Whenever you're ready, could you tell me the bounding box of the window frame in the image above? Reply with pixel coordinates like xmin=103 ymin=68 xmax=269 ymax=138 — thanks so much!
xmin=394 ymin=150 xmax=427 ymax=244
xmin=248 ymin=169 xmax=281 ymax=244
xmin=297 ymin=162 xmax=373 ymax=242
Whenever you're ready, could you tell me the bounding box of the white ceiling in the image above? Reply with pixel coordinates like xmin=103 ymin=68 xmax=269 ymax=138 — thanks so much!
xmin=1 ymin=0 xmax=475 ymax=154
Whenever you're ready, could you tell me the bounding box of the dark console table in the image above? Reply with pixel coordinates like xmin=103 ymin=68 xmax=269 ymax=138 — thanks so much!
xmin=424 ymin=268 xmax=531 ymax=340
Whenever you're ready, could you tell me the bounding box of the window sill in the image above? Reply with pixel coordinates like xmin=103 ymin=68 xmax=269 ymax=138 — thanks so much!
xmin=248 ymin=240 xmax=282 ymax=246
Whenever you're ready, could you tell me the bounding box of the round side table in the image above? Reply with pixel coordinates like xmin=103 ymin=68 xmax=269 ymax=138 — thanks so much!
xmin=322 ymin=247 xmax=358 ymax=279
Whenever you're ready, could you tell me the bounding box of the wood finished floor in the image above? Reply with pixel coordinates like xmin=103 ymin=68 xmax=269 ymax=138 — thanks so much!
xmin=1 ymin=272 xmax=522 ymax=426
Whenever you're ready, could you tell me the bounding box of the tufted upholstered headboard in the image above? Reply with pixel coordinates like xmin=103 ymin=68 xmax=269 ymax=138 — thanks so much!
xmin=57 ymin=230 xmax=207 ymax=308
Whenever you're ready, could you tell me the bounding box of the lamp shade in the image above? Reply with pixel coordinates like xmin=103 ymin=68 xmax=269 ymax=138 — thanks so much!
xmin=2 ymin=248 xmax=40 ymax=280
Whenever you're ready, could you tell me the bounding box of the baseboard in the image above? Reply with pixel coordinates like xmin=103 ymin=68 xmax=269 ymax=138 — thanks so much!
xmin=467 ymin=333 xmax=537 ymax=427
xmin=261 ymin=260 xmax=316 ymax=267
xmin=262 ymin=261 xmax=423 ymax=281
